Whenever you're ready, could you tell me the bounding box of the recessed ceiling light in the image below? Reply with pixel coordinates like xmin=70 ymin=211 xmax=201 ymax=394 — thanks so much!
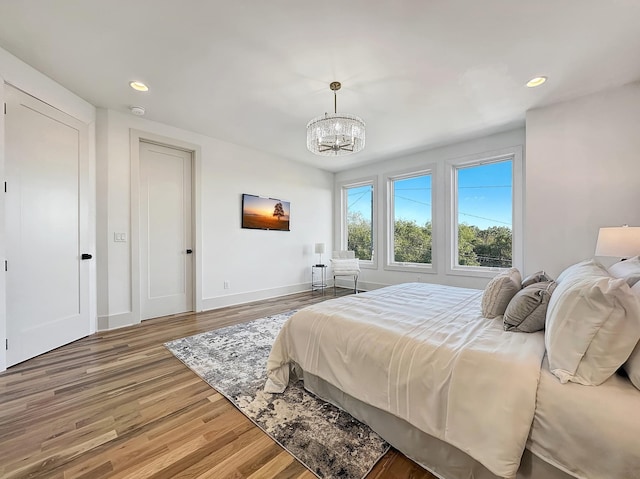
xmin=129 ymin=81 xmax=149 ymax=92
xmin=526 ymin=76 xmax=547 ymax=88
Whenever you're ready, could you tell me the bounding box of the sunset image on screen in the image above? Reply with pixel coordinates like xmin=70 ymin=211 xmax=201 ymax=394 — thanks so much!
xmin=242 ymin=195 xmax=290 ymax=231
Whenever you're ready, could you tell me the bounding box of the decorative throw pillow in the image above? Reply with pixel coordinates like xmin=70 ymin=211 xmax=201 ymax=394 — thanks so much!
xmin=625 ymin=342 xmax=640 ymax=391
xmin=608 ymin=255 xmax=640 ymax=287
xmin=481 ymin=268 xmax=522 ymax=319
xmin=623 ymin=281 xmax=640 ymax=390
xmin=330 ymin=258 xmax=360 ymax=273
xmin=504 ymin=281 xmax=556 ymax=333
xmin=521 ymin=270 xmax=551 ymax=288
xmin=545 ymin=260 xmax=640 ymax=386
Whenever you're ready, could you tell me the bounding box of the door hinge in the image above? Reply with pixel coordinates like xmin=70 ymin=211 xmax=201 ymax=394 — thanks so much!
xmin=4 ymin=182 xmax=6 ymax=193
xmin=4 ymin=260 xmax=7 ymax=272
xmin=3 ymin=103 xmax=6 ymax=115
xmin=5 ymin=339 xmax=7 ymax=351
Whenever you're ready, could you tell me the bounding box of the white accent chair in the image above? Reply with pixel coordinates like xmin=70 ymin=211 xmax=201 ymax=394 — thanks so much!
xmin=331 ymin=251 xmax=360 ymax=295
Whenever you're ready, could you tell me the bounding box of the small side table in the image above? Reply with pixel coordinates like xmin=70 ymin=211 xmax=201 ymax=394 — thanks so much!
xmin=311 ymin=264 xmax=327 ymax=294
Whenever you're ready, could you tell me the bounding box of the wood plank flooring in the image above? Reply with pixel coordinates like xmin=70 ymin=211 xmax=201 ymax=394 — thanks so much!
xmin=0 ymin=290 xmax=436 ymax=479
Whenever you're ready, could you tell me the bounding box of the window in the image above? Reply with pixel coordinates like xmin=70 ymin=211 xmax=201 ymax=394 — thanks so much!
xmin=449 ymin=147 xmax=523 ymax=275
xmin=387 ymin=171 xmax=433 ymax=269
xmin=343 ymin=182 xmax=374 ymax=262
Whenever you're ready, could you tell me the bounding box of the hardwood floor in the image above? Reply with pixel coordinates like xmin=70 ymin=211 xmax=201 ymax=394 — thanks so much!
xmin=0 ymin=289 xmax=436 ymax=479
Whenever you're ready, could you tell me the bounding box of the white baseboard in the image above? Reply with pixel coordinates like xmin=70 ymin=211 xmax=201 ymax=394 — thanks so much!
xmin=201 ymin=283 xmax=311 ymax=311
xmin=97 ymin=281 xmax=370 ymax=331
xmin=334 ymin=279 xmax=389 ymax=292
xmin=97 ymin=311 xmax=134 ymax=331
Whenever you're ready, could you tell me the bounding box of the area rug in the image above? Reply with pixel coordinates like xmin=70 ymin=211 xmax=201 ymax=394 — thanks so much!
xmin=164 ymin=311 xmax=390 ymax=479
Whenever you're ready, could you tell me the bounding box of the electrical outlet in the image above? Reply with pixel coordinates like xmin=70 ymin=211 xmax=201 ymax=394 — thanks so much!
xmin=224 ymin=280 xmax=230 ymax=289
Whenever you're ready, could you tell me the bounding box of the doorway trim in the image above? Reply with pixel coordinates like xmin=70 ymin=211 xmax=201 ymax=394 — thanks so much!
xmin=130 ymin=129 xmax=202 ymax=323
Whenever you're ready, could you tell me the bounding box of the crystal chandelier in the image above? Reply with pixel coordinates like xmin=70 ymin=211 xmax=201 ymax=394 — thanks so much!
xmin=306 ymin=82 xmax=366 ymax=156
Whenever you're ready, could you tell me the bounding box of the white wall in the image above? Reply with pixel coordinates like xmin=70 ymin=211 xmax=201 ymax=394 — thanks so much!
xmin=334 ymin=129 xmax=526 ymax=291
xmin=97 ymin=109 xmax=333 ymax=329
xmin=0 ymin=47 xmax=97 ymax=371
xmin=525 ymin=82 xmax=640 ymax=277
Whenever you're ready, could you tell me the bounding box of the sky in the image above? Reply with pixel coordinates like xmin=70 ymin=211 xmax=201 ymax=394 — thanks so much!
xmin=457 ymin=161 xmax=512 ymax=229
xmin=243 ymin=194 xmax=290 ymax=218
xmin=347 ymin=160 xmax=512 ymax=230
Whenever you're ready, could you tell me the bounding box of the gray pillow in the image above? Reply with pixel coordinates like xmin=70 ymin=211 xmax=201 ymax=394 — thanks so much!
xmin=481 ymin=268 xmax=522 ymax=319
xmin=504 ymin=281 xmax=557 ymax=333
xmin=521 ymin=270 xmax=551 ymax=288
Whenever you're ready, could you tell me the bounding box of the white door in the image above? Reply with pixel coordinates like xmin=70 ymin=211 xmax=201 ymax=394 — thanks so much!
xmin=5 ymin=85 xmax=90 ymax=366
xmin=139 ymin=141 xmax=193 ymax=320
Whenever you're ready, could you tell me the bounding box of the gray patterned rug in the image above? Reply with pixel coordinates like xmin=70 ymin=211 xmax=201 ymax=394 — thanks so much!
xmin=165 ymin=311 xmax=389 ymax=479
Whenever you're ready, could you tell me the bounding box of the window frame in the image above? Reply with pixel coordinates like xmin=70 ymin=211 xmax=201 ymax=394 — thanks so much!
xmin=445 ymin=146 xmax=523 ymax=278
xmin=384 ymin=166 xmax=436 ymax=273
xmin=338 ymin=177 xmax=377 ymax=269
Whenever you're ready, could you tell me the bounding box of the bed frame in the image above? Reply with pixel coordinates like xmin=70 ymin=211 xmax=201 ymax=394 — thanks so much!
xmin=300 ymin=369 xmax=575 ymax=479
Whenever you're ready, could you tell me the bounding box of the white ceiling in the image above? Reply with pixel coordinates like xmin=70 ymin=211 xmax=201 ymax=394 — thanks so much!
xmin=1 ymin=1 xmax=639 ymax=172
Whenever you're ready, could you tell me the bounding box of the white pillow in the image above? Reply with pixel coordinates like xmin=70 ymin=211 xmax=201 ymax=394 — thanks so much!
xmin=481 ymin=268 xmax=521 ymax=319
xmin=330 ymin=258 xmax=360 ymax=273
xmin=608 ymin=255 xmax=640 ymax=287
xmin=554 ymin=259 xmax=600 ymax=284
xmin=623 ymin=281 xmax=640 ymax=390
xmin=545 ymin=260 xmax=640 ymax=386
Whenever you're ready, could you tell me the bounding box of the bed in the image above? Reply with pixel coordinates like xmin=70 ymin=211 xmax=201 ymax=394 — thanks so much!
xmin=265 ymin=279 xmax=640 ymax=479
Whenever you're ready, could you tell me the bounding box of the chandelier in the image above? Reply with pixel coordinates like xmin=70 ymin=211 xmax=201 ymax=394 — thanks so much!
xmin=306 ymin=81 xmax=366 ymax=156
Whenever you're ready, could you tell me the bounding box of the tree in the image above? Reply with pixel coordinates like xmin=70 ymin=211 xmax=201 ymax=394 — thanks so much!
xmin=474 ymin=226 xmax=512 ymax=267
xmin=272 ymin=202 xmax=285 ymax=221
xmin=394 ymin=220 xmax=432 ymax=263
xmin=347 ymin=211 xmax=373 ymax=260
xmin=458 ymin=223 xmax=480 ymax=266
xmin=344 ymin=212 xmax=512 ymax=268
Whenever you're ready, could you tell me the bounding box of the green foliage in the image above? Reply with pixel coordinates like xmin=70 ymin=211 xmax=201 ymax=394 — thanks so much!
xmin=393 ymin=220 xmax=432 ymax=263
xmin=470 ymin=225 xmax=512 ymax=267
xmin=347 ymin=211 xmax=373 ymax=260
xmin=458 ymin=224 xmax=480 ymax=266
xmin=346 ymin=213 xmax=512 ymax=267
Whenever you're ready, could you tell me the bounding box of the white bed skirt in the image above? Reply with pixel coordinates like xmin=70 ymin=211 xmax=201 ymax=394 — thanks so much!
xmin=299 ymin=368 xmax=575 ymax=479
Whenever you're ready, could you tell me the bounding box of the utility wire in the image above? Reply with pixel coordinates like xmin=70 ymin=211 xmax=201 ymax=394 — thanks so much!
xmin=458 ymin=211 xmax=511 ymax=226
xmin=459 ymin=185 xmax=511 ymax=189
xmin=347 ymin=190 xmax=370 ymax=209
xmin=348 ymin=191 xmax=512 ymax=227
xmin=394 ymin=194 xmax=511 ymax=226
xmin=395 ymin=185 xmax=510 ymax=191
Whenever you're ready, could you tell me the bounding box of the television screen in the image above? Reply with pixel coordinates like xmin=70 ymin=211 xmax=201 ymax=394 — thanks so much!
xmin=241 ymin=194 xmax=290 ymax=231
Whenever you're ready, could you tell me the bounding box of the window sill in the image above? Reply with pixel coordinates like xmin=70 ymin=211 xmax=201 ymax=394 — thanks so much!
xmin=446 ymin=266 xmax=507 ymax=279
xmin=358 ymin=261 xmax=377 ymax=270
xmin=384 ymin=263 xmax=436 ymax=274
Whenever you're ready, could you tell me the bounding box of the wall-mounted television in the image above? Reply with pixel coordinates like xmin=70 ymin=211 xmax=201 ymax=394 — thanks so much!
xmin=241 ymin=194 xmax=290 ymax=231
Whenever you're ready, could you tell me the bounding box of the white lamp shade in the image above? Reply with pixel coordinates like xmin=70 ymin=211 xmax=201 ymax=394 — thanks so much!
xmin=595 ymin=226 xmax=640 ymax=258
xmin=315 ymin=243 xmax=325 ymax=254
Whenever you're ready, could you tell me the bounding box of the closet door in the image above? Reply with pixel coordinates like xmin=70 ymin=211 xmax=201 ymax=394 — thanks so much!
xmin=5 ymin=85 xmax=90 ymax=366
xmin=139 ymin=140 xmax=193 ymax=320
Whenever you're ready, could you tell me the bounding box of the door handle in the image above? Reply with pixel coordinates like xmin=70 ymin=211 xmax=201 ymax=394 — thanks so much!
xmin=186 ymin=249 xmax=193 ymax=254
xmin=81 ymin=253 xmax=93 ymax=260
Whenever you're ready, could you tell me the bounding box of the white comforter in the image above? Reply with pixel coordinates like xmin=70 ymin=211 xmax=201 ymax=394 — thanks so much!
xmin=265 ymin=283 xmax=546 ymax=479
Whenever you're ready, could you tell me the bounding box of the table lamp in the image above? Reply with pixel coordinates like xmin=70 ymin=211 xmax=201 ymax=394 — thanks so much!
xmin=595 ymin=225 xmax=640 ymax=259
xmin=315 ymin=243 xmax=325 ymax=266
